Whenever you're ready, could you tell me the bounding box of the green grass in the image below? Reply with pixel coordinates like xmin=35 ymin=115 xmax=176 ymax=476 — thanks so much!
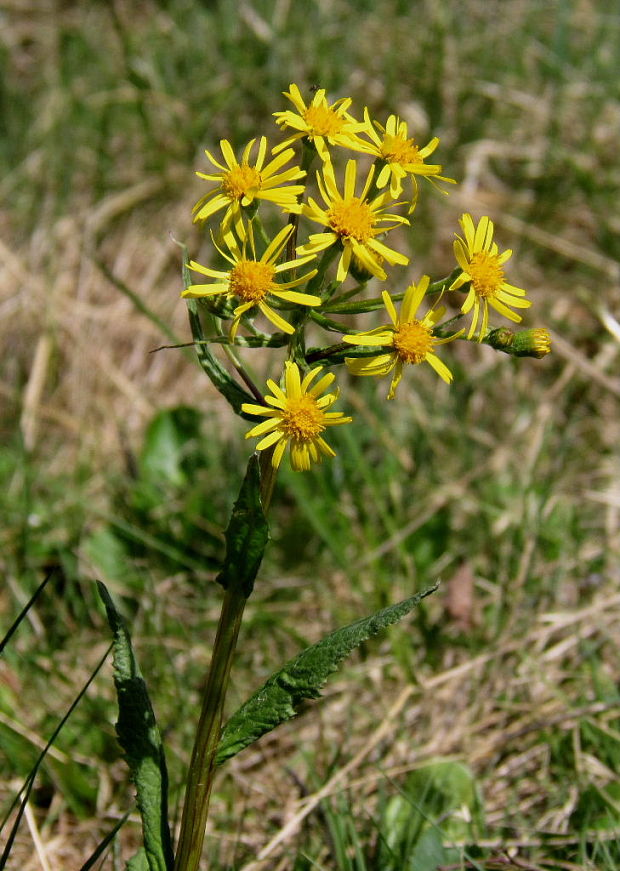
xmin=2 ymin=0 xmax=620 ymax=868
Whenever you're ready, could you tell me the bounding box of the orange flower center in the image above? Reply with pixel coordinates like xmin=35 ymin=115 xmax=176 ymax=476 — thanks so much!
xmin=222 ymin=164 xmax=262 ymax=200
xmin=280 ymin=395 xmax=325 ymax=439
xmin=229 ymin=260 xmax=275 ymax=301
xmin=303 ymin=105 xmax=345 ymax=137
xmin=468 ymin=251 xmax=504 ymax=298
xmin=381 ymin=134 xmax=421 ymax=165
xmin=393 ymin=320 xmax=434 ymax=363
xmin=327 ymin=197 xmax=375 ymax=241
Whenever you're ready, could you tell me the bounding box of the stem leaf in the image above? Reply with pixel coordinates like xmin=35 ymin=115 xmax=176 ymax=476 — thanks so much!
xmin=216 ymin=585 xmax=438 ymax=765
xmin=215 ymin=454 xmax=269 ymax=598
xmin=97 ymin=583 xmax=174 ymax=871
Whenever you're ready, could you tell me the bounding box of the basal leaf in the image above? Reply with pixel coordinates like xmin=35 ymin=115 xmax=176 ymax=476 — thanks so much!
xmin=216 ymin=585 xmax=438 ymax=765
xmin=98 ymin=583 xmax=174 ymax=871
xmin=215 ymin=454 xmax=269 ymax=598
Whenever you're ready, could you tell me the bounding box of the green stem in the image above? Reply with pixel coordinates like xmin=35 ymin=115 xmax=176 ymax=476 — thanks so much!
xmin=321 ymin=271 xmax=460 ymax=315
xmin=288 ymin=245 xmax=340 ymax=367
xmin=286 ymin=141 xmax=316 ymax=261
xmin=173 ymin=452 xmax=276 ymax=871
xmin=173 ymin=589 xmax=247 ymax=871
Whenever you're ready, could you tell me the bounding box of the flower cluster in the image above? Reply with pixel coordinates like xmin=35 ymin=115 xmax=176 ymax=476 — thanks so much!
xmin=183 ymin=84 xmax=549 ymax=473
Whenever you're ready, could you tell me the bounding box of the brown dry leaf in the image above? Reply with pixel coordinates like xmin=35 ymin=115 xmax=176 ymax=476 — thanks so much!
xmin=445 ymin=562 xmax=476 ymax=631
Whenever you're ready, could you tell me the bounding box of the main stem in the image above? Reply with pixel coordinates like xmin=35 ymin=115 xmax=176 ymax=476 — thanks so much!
xmin=173 ymin=450 xmax=276 ymax=871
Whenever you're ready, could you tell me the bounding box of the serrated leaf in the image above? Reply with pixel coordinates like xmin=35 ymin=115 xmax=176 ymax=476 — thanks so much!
xmin=215 ymin=454 xmax=268 ymax=598
xmin=181 ymin=246 xmax=255 ymax=416
xmin=216 ymin=585 xmax=438 ymax=765
xmin=98 ymin=583 xmax=173 ymax=871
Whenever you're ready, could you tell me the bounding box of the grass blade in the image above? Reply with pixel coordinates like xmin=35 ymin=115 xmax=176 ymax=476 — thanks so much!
xmin=78 ymin=810 xmax=131 ymax=871
xmin=0 ymin=645 xmax=111 ymax=869
xmin=0 ymin=569 xmax=56 ymax=656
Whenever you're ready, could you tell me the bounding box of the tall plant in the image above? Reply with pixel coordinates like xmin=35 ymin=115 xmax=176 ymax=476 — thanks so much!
xmin=101 ymin=83 xmax=549 ymax=871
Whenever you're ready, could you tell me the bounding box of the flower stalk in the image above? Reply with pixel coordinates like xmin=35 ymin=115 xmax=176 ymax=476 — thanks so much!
xmin=174 ymin=452 xmax=275 ymax=871
xmin=173 ymin=587 xmax=248 ymax=871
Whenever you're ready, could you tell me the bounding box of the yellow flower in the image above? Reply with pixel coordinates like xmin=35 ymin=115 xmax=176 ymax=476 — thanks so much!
xmin=193 ymin=137 xmax=306 ymax=238
xmin=182 ymin=224 xmax=320 ymax=339
xmin=272 ymin=83 xmax=366 ymax=161
xmin=242 ymin=361 xmax=352 ymax=471
xmin=343 ymin=276 xmax=456 ymax=399
xmin=297 ymin=159 xmax=409 ymax=283
xmin=353 ymin=110 xmax=456 ymax=208
xmin=450 ymin=213 xmax=531 ymax=341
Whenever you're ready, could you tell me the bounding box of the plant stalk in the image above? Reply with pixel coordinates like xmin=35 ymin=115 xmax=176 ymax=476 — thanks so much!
xmin=173 ymin=588 xmax=246 ymax=871
xmin=173 ymin=449 xmax=276 ymax=871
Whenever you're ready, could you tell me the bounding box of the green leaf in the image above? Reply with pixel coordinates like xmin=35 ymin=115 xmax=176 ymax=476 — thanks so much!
xmin=380 ymin=760 xmax=484 ymax=868
xmin=97 ymin=583 xmax=174 ymax=871
xmin=215 ymin=454 xmax=269 ymax=598
xmin=216 ymin=585 xmax=438 ymax=765
xmin=181 ymin=246 xmax=255 ymax=416
xmin=139 ymin=406 xmax=203 ymax=487
xmin=408 ymin=827 xmax=449 ymax=871
xmin=126 ymin=848 xmax=149 ymax=871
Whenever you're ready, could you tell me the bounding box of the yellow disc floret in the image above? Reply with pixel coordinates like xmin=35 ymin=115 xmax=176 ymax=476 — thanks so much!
xmin=280 ymin=395 xmax=326 ymax=439
xmin=327 ymin=197 xmax=375 ymax=241
xmin=380 ymin=134 xmax=421 ymax=166
xmin=392 ymin=320 xmax=434 ymax=364
xmin=229 ymin=260 xmax=275 ymax=302
xmin=221 ymin=164 xmax=262 ymax=200
xmin=303 ymin=105 xmax=346 ymax=137
xmin=468 ymin=251 xmax=506 ymax=299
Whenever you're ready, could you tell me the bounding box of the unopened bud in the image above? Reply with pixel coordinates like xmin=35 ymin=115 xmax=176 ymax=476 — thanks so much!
xmin=486 ymin=327 xmax=551 ymax=358
xmin=512 ymin=328 xmax=552 ymax=358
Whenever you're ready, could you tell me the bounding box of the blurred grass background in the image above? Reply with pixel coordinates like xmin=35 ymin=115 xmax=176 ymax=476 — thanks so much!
xmin=1 ymin=0 xmax=619 ymax=868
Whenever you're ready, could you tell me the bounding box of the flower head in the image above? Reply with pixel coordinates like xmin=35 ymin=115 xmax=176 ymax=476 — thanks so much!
xmin=297 ymin=159 xmax=409 ymax=283
xmin=450 ymin=214 xmax=531 ymax=341
xmin=182 ymin=224 xmax=320 ymax=339
xmin=242 ymin=361 xmax=352 ymax=471
xmin=273 ymin=83 xmax=366 ymax=161
xmin=353 ymin=110 xmax=456 ymax=207
xmin=193 ymin=137 xmax=306 ymax=238
xmin=343 ymin=276 xmax=457 ymax=399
